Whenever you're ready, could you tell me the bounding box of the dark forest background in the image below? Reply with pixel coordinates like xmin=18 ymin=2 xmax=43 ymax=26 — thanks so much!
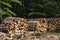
xmin=0 ymin=0 xmax=60 ymax=18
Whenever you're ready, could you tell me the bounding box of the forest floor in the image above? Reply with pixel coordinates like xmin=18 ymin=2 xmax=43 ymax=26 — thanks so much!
xmin=0 ymin=32 xmax=60 ymax=40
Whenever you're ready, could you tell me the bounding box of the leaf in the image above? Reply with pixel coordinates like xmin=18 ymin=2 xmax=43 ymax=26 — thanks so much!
xmin=0 ymin=8 xmax=16 ymax=16
xmin=0 ymin=1 xmax=12 ymax=8
xmin=28 ymin=12 xmax=46 ymax=16
xmin=11 ymin=0 xmax=23 ymax=6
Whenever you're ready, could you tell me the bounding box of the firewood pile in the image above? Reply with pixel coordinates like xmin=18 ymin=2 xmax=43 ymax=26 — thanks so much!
xmin=0 ymin=17 xmax=60 ymax=39
xmin=55 ymin=18 xmax=60 ymax=32
xmin=6 ymin=18 xmax=47 ymax=38
xmin=0 ymin=17 xmax=60 ymax=40
xmin=8 ymin=17 xmax=27 ymax=38
xmin=27 ymin=18 xmax=47 ymax=34
xmin=47 ymin=18 xmax=60 ymax=32
xmin=47 ymin=18 xmax=57 ymax=32
xmin=0 ymin=17 xmax=15 ymax=33
xmin=37 ymin=18 xmax=48 ymax=33
xmin=0 ymin=17 xmax=60 ymax=33
xmin=0 ymin=17 xmax=48 ymax=34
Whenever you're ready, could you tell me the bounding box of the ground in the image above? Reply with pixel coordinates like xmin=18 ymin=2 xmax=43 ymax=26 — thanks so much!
xmin=0 ymin=32 xmax=60 ymax=40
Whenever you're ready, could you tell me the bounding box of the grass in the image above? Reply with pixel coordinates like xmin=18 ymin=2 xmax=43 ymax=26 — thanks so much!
xmin=40 ymin=32 xmax=60 ymax=36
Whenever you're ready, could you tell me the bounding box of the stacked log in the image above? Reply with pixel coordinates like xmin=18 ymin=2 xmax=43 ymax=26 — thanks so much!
xmin=56 ymin=18 xmax=60 ymax=32
xmin=27 ymin=18 xmax=47 ymax=33
xmin=8 ymin=18 xmax=27 ymax=37
xmin=37 ymin=18 xmax=47 ymax=33
xmin=47 ymin=18 xmax=56 ymax=32
xmin=27 ymin=21 xmax=39 ymax=34
xmin=0 ymin=17 xmax=15 ymax=33
xmin=0 ymin=17 xmax=48 ymax=36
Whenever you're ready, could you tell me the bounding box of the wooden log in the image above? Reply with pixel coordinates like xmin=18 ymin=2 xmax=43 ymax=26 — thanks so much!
xmin=47 ymin=18 xmax=56 ymax=32
xmin=8 ymin=18 xmax=27 ymax=36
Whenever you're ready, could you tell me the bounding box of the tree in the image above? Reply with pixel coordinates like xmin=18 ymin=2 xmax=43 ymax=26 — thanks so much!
xmin=0 ymin=0 xmax=16 ymax=17
xmin=27 ymin=0 xmax=60 ymax=18
xmin=0 ymin=0 xmax=60 ymax=18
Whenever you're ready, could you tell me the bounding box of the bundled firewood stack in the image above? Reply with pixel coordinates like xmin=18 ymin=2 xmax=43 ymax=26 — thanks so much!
xmin=0 ymin=17 xmax=15 ymax=33
xmin=47 ymin=18 xmax=56 ymax=32
xmin=0 ymin=17 xmax=48 ymax=37
xmin=37 ymin=18 xmax=48 ymax=33
xmin=27 ymin=18 xmax=48 ymax=34
xmin=27 ymin=21 xmax=39 ymax=34
xmin=56 ymin=18 xmax=60 ymax=31
xmin=7 ymin=18 xmax=48 ymax=36
xmin=8 ymin=18 xmax=27 ymax=37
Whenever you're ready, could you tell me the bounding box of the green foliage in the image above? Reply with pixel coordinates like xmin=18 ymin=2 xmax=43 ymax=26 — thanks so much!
xmin=11 ymin=0 xmax=23 ymax=6
xmin=0 ymin=0 xmax=60 ymax=18
xmin=28 ymin=0 xmax=60 ymax=18
xmin=0 ymin=1 xmax=12 ymax=8
xmin=0 ymin=0 xmax=18 ymax=17
xmin=0 ymin=8 xmax=16 ymax=16
xmin=28 ymin=12 xmax=46 ymax=18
